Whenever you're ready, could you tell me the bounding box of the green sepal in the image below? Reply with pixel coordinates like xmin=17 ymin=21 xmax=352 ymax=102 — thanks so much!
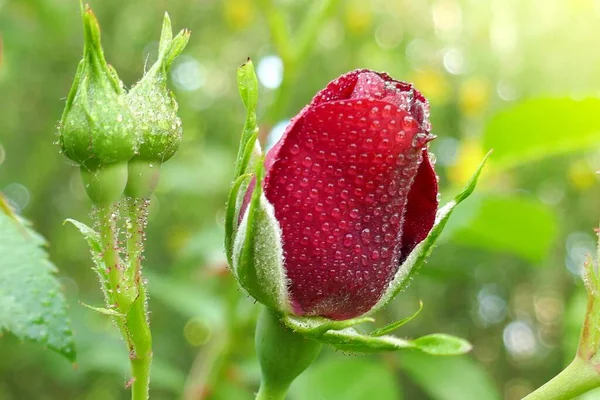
xmin=64 ymin=218 xmax=101 ymax=252
xmin=58 ymin=3 xmax=137 ymax=167
xmin=371 ymin=301 xmax=423 ymax=337
xmin=79 ymin=301 xmax=124 ymax=317
xmin=226 ymin=60 xmax=261 ymax=270
xmin=64 ymin=218 xmax=111 ymax=301
xmin=225 ymin=173 xmax=252 ymax=266
xmin=325 ymin=329 xmax=472 ymax=356
xmin=126 ymin=12 xmax=190 ymax=165
xmin=282 ymin=313 xmax=471 ymax=355
xmin=234 ymin=59 xmax=260 ymax=179
xmin=237 ymin=58 xmax=258 ymax=113
xmin=284 ymin=314 xmax=375 ymax=338
xmin=370 ymin=151 xmax=492 ymax=314
xmin=232 ymin=157 xmax=290 ymax=313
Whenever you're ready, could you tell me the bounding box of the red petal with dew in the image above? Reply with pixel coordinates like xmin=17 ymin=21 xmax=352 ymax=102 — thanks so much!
xmin=263 ymin=99 xmax=432 ymax=319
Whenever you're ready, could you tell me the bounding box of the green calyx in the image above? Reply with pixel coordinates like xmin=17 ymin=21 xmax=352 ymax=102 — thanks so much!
xmin=58 ymin=3 xmax=136 ymax=167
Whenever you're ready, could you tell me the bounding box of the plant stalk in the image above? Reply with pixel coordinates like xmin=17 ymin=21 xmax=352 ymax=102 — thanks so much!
xmin=256 ymin=381 xmax=289 ymax=400
xmin=97 ymin=200 xmax=152 ymax=400
xmin=255 ymin=307 xmax=322 ymax=400
xmin=126 ymin=197 xmax=152 ymax=400
xmin=522 ymin=356 xmax=600 ymax=400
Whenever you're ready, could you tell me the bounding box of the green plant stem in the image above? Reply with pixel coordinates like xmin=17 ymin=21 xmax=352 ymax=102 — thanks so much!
xmin=97 ymin=204 xmax=133 ymax=312
xmin=125 ymin=197 xmax=152 ymax=400
xmin=523 ymin=356 xmax=600 ymax=400
xmin=255 ymin=308 xmax=322 ymax=400
xmin=127 ymin=289 xmax=152 ymax=400
xmin=255 ymin=381 xmax=289 ymax=400
xmin=97 ymin=200 xmax=152 ymax=400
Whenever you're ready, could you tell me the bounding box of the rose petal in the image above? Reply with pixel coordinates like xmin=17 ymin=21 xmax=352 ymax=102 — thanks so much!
xmin=399 ymin=149 xmax=438 ymax=261
xmin=310 ymin=69 xmax=431 ymax=131
xmin=263 ymin=98 xmax=431 ymax=319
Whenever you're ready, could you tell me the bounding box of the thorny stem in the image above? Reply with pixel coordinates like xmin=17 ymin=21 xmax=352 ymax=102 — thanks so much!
xmin=127 ymin=286 xmax=152 ymax=400
xmin=126 ymin=196 xmax=152 ymax=400
xmin=96 ymin=200 xmax=152 ymax=400
xmin=126 ymin=197 xmax=148 ymax=283
xmin=97 ymin=204 xmax=134 ymax=311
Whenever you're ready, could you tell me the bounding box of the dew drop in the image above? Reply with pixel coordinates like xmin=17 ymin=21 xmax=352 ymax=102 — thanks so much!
xmin=343 ymin=234 xmax=354 ymax=247
xmin=302 ymin=156 xmax=313 ymax=167
xmin=361 ymin=228 xmax=371 ymax=244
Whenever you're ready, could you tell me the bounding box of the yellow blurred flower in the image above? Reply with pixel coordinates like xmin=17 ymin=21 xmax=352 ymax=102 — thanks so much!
xmin=224 ymin=0 xmax=255 ymax=30
xmin=167 ymin=225 xmax=191 ymax=252
xmin=345 ymin=1 xmax=372 ymax=35
xmin=568 ymin=159 xmax=597 ymax=190
xmin=408 ymin=69 xmax=450 ymax=104
xmin=448 ymin=138 xmax=488 ymax=186
xmin=459 ymin=77 xmax=490 ymax=117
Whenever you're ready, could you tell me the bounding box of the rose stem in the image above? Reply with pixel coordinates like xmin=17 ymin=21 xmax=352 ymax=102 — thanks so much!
xmin=255 ymin=307 xmax=322 ymax=400
xmin=124 ymin=196 xmax=152 ymax=400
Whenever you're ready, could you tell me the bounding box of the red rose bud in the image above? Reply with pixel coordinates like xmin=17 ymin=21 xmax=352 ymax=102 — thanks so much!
xmin=58 ymin=4 xmax=136 ymax=205
xmin=232 ymin=70 xmax=438 ymax=320
xmin=125 ymin=13 xmax=190 ymax=198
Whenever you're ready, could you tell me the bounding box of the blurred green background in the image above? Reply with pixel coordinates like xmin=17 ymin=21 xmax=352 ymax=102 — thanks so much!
xmin=1 ymin=0 xmax=600 ymax=399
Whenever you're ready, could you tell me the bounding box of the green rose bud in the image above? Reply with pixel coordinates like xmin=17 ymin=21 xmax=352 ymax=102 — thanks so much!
xmin=125 ymin=13 xmax=190 ymax=198
xmin=58 ymin=3 xmax=136 ymax=205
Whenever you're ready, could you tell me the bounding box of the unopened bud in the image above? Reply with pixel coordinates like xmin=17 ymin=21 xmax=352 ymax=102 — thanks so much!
xmin=58 ymin=4 xmax=136 ymax=205
xmin=58 ymin=4 xmax=136 ymax=167
xmin=125 ymin=13 xmax=190 ymax=198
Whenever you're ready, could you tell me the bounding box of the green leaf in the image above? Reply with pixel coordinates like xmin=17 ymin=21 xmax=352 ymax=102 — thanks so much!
xmin=483 ymin=97 xmax=600 ymax=169
xmin=290 ymin=357 xmax=402 ymax=400
xmin=446 ymin=195 xmax=558 ymax=263
xmin=371 ymin=301 xmax=423 ymax=336
xmin=400 ymin=352 xmax=501 ymax=400
xmin=410 ymin=334 xmax=473 ymax=356
xmin=0 ymin=212 xmax=76 ymax=362
xmin=371 ymin=151 xmax=491 ymax=313
xmin=224 ymin=173 xmax=252 ymax=266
